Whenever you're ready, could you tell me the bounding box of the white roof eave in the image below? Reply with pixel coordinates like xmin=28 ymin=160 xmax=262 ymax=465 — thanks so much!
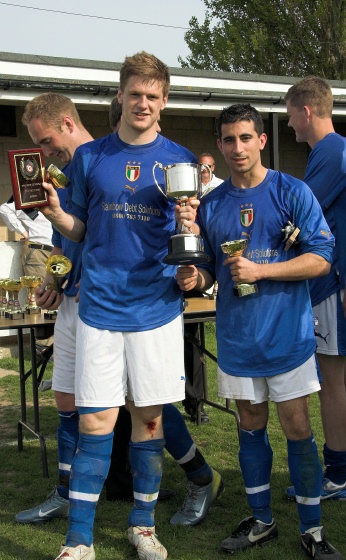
xmin=1 ymin=54 xmax=346 ymax=116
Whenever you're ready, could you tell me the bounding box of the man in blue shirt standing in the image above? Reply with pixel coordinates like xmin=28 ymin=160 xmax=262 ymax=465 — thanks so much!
xmin=38 ymin=53 xmax=220 ymax=560
xmin=285 ymin=77 xmax=346 ymax=502
xmin=16 ymin=93 xmax=223 ymax=550
xmin=176 ymin=103 xmax=343 ymax=559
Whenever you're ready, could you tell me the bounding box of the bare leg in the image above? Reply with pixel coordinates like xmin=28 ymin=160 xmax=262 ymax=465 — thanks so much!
xmin=127 ymin=402 xmax=163 ymax=442
xmin=236 ymin=399 xmax=268 ymax=430
xmin=276 ymin=396 xmax=311 ymax=440
xmin=317 ymin=354 xmax=346 ymax=451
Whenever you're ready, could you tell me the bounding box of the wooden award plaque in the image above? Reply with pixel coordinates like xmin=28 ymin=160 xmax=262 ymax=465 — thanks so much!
xmin=8 ymin=148 xmax=49 ymax=210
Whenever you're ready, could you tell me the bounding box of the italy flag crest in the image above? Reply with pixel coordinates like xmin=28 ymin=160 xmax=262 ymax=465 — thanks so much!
xmin=126 ymin=165 xmax=140 ymax=182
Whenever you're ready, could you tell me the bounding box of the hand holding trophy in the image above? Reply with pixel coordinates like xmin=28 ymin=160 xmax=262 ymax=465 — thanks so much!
xmin=7 ymin=151 xmax=68 ymax=214
xmin=46 ymin=255 xmax=72 ymax=294
xmin=44 ymin=255 xmax=72 ymax=318
xmin=153 ymin=162 xmax=211 ymax=265
xmin=221 ymin=239 xmax=258 ymax=297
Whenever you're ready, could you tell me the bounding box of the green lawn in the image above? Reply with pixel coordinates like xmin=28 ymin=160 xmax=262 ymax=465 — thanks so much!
xmin=0 ymin=323 xmax=344 ymax=560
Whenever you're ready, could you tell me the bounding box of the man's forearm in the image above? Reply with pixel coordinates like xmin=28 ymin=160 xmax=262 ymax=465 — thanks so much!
xmin=196 ymin=268 xmax=214 ymax=291
xmin=39 ymin=181 xmax=85 ymax=242
xmin=256 ymin=253 xmax=330 ymax=282
xmin=0 ymin=210 xmax=23 ymax=234
xmin=40 ymin=207 xmax=85 ymax=242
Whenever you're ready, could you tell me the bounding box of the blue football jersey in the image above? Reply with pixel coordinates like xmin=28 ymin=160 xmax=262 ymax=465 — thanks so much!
xmin=197 ymin=169 xmax=334 ymax=377
xmin=68 ymin=132 xmax=197 ymax=331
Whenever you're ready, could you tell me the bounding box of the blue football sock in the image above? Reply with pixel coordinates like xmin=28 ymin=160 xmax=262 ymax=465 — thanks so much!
xmin=66 ymin=432 xmax=113 ymax=547
xmin=163 ymin=403 xmax=212 ymax=485
xmin=323 ymin=444 xmax=346 ymax=484
xmin=57 ymin=410 xmax=79 ymax=499
xmin=128 ymin=438 xmax=165 ymax=528
xmin=238 ymin=428 xmax=273 ymax=524
xmin=287 ymin=435 xmax=322 ymax=533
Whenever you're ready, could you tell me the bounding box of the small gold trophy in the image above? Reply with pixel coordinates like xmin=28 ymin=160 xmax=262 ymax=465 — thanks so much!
xmin=0 ymin=278 xmax=10 ymax=316
xmin=20 ymin=276 xmax=43 ymax=314
xmin=4 ymin=278 xmax=25 ymax=319
xmin=46 ymin=255 xmax=72 ymax=292
xmin=46 ymin=164 xmax=69 ymax=189
xmin=44 ymin=255 xmax=72 ymax=319
xmin=221 ymin=240 xmax=258 ymax=297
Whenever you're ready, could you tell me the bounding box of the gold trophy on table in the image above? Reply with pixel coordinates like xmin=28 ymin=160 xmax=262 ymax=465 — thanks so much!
xmin=221 ymin=239 xmax=258 ymax=297
xmin=0 ymin=278 xmax=10 ymax=316
xmin=20 ymin=276 xmax=43 ymax=314
xmin=4 ymin=278 xmax=25 ymax=319
xmin=152 ymin=161 xmax=211 ymax=265
xmin=44 ymin=255 xmax=72 ymax=319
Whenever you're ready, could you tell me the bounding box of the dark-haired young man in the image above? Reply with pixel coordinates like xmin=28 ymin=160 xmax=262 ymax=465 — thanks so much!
xmin=176 ymin=104 xmax=343 ymax=559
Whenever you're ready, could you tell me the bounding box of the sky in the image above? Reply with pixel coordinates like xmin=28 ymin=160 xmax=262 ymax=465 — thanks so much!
xmin=0 ymin=0 xmax=207 ymax=67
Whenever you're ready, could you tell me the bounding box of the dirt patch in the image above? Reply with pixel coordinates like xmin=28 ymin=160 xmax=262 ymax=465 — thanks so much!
xmin=0 ymin=368 xmax=18 ymax=378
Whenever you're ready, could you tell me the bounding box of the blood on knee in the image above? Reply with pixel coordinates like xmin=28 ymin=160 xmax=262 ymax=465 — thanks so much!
xmin=147 ymin=420 xmax=157 ymax=437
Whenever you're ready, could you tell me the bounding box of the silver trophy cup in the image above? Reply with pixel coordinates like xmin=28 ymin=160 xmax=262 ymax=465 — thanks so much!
xmin=153 ymin=162 xmax=210 ymax=265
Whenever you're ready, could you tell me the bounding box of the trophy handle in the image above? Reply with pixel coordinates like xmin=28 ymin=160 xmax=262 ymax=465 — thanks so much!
xmin=200 ymin=163 xmax=212 ymax=182
xmin=152 ymin=161 xmax=167 ymax=198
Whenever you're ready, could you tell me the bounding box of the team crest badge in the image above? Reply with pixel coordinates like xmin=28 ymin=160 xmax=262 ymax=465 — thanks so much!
xmin=240 ymin=207 xmax=253 ymax=227
xmin=126 ymin=165 xmax=140 ymax=182
xmin=20 ymin=156 xmax=39 ymax=181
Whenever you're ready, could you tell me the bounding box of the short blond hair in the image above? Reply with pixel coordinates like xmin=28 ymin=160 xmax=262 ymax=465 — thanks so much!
xmin=22 ymin=92 xmax=82 ymax=129
xmin=284 ymin=76 xmax=333 ymax=118
xmin=119 ymin=51 xmax=170 ymax=98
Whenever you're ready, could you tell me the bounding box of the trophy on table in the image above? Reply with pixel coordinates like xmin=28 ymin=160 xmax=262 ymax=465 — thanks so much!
xmin=20 ymin=276 xmax=43 ymax=314
xmin=153 ymin=162 xmax=211 ymax=265
xmin=221 ymin=239 xmax=258 ymax=297
xmin=4 ymin=278 xmax=25 ymax=319
xmin=44 ymin=255 xmax=72 ymax=319
xmin=0 ymin=278 xmax=10 ymax=316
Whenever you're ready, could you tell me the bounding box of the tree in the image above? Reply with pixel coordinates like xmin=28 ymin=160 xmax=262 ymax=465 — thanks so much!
xmin=179 ymin=0 xmax=346 ymax=79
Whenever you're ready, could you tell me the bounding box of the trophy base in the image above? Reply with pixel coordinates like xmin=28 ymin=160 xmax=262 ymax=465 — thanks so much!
xmin=44 ymin=310 xmax=58 ymax=320
xmin=233 ymin=283 xmax=258 ymax=297
xmin=164 ymin=251 xmax=210 ymax=265
xmin=5 ymin=311 xmax=25 ymax=320
xmin=163 ymin=234 xmax=210 ymax=265
xmin=25 ymin=307 xmax=41 ymax=314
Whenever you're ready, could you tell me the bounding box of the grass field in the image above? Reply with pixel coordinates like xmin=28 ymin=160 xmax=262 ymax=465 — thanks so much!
xmin=0 ymin=323 xmax=344 ymax=560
